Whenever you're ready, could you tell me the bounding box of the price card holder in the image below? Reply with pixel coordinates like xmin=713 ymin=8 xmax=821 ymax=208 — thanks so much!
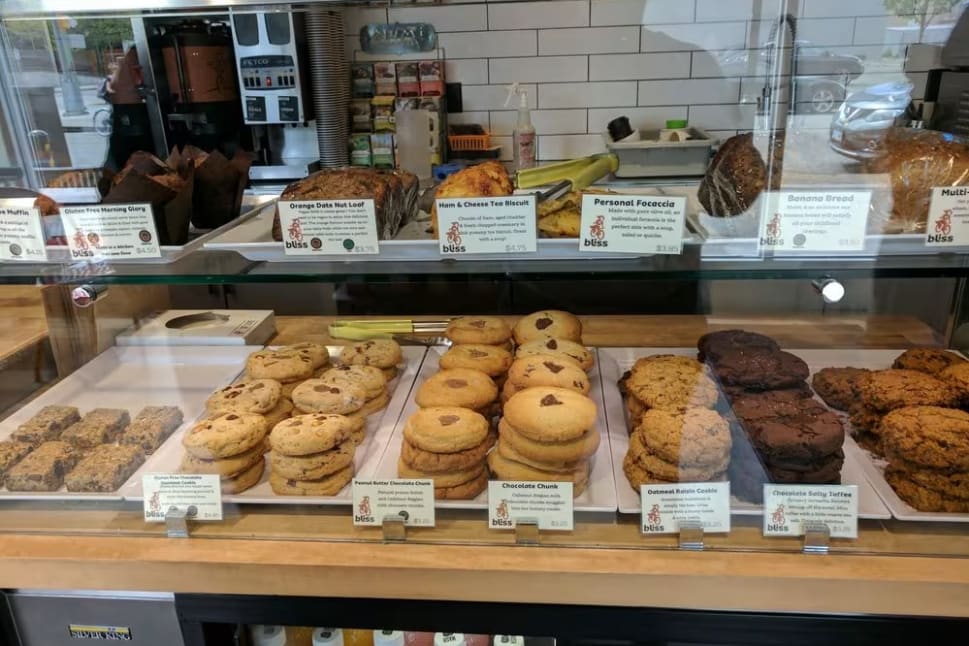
xmin=639 ymin=482 xmax=730 ymax=546
xmin=926 ymin=187 xmax=969 ymax=246
xmin=756 ymin=191 xmax=871 ymax=253
xmin=435 ymin=195 xmax=537 ymax=255
xmin=487 ymin=481 xmax=574 ymax=534
xmin=61 ymin=203 xmax=161 ymax=260
xmin=762 ymin=484 xmax=858 ymax=541
xmin=0 ymin=201 xmax=48 ymax=262
xmin=351 ymin=479 xmax=436 ymax=530
xmin=278 ymin=200 xmax=380 ymax=255
xmin=142 ymin=474 xmax=223 ymax=533
xmin=578 ymin=194 xmax=686 ymax=255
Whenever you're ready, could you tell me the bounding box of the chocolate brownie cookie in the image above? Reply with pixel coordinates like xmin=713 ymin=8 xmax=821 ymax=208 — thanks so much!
xmin=733 ymin=397 xmax=844 ymax=461
xmin=812 ymin=367 xmax=872 ymax=411
xmin=766 ymin=450 xmax=844 ymax=484
xmin=885 ymin=467 xmax=969 ymax=513
xmin=880 ymin=406 xmax=969 ymax=471
xmin=721 ymin=382 xmax=813 ymax=403
xmin=861 ymin=369 xmax=959 ymax=413
xmin=893 ymin=348 xmax=966 ymax=376
xmin=712 ymin=349 xmax=809 ymax=390
xmin=697 ymin=330 xmax=780 ymax=362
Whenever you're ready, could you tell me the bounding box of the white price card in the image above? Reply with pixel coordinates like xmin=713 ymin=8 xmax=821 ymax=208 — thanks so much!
xmin=0 ymin=203 xmax=48 ymax=262
xmin=351 ymin=478 xmax=435 ymax=527
xmin=142 ymin=474 xmax=223 ymax=522
xmin=279 ymin=200 xmax=380 ymax=255
xmin=639 ymin=482 xmax=731 ymax=534
xmin=757 ymin=191 xmax=871 ymax=252
xmin=763 ymin=484 xmax=858 ymax=539
xmin=487 ymin=481 xmax=573 ymax=531
xmin=435 ymin=195 xmax=537 ymax=255
xmin=926 ymin=187 xmax=969 ymax=246
xmin=578 ymin=194 xmax=685 ymax=254
xmin=60 ymin=203 xmax=161 ymax=260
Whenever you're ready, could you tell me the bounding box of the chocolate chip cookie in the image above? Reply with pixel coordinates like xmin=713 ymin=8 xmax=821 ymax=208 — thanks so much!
xmin=812 ymin=367 xmax=872 ymax=411
xmin=445 ymin=315 xmax=513 ymax=346
xmin=506 ymin=354 xmax=590 ymax=395
xmin=183 ymin=413 xmax=268 ymax=460
xmin=403 ymin=406 xmax=490 ymax=453
xmin=503 ymin=386 xmax=597 ymax=442
xmin=338 ymin=339 xmax=402 ymax=370
xmin=207 ymin=380 xmax=281 ymax=415
xmin=415 ymin=368 xmax=498 ymax=410
xmin=515 ymin=338 xmax=593 ymax=372
xmin=440 ymin=344 xmax=513 ymax=377
xmin=512 ymin=310 xmax=582 ymax=345
xmin=291 ymin=379 xmax=366 ymax=415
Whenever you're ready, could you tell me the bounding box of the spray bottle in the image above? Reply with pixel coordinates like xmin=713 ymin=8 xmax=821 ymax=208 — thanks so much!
xmin=504 ymin=82 xmax=536 ymax=170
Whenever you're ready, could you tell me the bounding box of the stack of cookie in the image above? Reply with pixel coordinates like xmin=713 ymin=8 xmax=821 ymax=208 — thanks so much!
xmin=397 ymin=406 xmax=493 ymax=499
xmin=181 ymin=412 xmax=270 ymax=494
xmin=700 ymin=330 xmax=846 ymax=501
xmin=440 ymin=344 xmax=513 ymax=390
xmin=294 ymin=364 xmax=391 ymax=424
xmin=619 ymin=355 xmax=731 ymax=488
xmin=491 ymin=386 xmax=598 ymax=497
xmin=180 ymin=379 xmax=283 ymax=493
xmin=512 ymin=310 xmax=583 ymax=347
xmin=502 ymin=354 xmax=591 ymax=404
xmin=246 ymin=342 xmax=331 ymax=399
xmin=445 ymin=316 xmax=514 ymax=352
xmin=269 ymin=413 xmax=360 ymax=496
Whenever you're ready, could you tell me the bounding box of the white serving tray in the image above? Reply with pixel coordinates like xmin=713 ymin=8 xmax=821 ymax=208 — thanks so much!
xmin=0 ymin=345 xmax=259 ymax=501
xmin=796 ymin=348 xmax=969 ymax=523
xmin=203 ymin=189 xmax=700 ymax=262
xmin=372 ymin=345 xmax=618 ymax=512
xmin=124 ymin=345 xmax=427 ymax=505
xmin=597 ymin=347 xmax=891 ymax=519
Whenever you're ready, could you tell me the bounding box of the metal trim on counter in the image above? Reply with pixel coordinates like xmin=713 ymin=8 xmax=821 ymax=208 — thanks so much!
xmin=0 ymin=0 xmax=331 ymax=18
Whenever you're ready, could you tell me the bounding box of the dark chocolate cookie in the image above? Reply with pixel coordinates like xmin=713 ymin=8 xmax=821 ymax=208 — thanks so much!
xmin=733 ymin=398 xmax=845 ymax=461
xmin=697 ymin=329 xmax=780 ymax=363
xmin=712 ymin=349 xmax=810 ymax=391
xmin=722 ymin=383 xmax=813 ymax=404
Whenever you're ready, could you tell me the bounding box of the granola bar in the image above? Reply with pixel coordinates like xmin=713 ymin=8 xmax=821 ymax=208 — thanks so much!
xmin=61 ymin=408 xmax=130 ymax=449
xmin=120 ymin=406 xmax=183 ymax=454
xmin=11 ymin=405 xmax=80 ymax=446
xmin=65 ymin=444 xmax=145 ymax=492
xmin=4 ymin=441 xmax=80 ymax=491
xmin=0 ymin=440 xmax=33 ymax=481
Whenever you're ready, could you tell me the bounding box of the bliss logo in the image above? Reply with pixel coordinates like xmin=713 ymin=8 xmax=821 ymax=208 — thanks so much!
xmin=767 ymin=504 xmax=789 ymax=532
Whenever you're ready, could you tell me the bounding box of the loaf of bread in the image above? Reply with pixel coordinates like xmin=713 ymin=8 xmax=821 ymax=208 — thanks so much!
xmin=864 ymin=128 xmax=969 ymax=233
xmin=272 ymin=168 xmax=419 ymax=241
xmin=697 ymin=133 xmax=784 ymax=217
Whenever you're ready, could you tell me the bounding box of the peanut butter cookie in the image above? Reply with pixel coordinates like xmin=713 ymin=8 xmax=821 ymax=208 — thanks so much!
xmin=403 ymin=406 xmax=490 ymax=453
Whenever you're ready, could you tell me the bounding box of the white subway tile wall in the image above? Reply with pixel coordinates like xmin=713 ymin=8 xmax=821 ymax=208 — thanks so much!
xmin=341 ymin=0 xmax=938 ymax=160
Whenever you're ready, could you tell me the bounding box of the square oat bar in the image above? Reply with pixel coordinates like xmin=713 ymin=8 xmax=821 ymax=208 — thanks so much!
xmin=4 ymin=441 xmax=80 ymax=491
xmin=61 ymin=408 xmax=130 ymax=449
xmin=0 ymin=440 xmax=33 ymax=481
xmin=11 ymin=406 xmax=80 ymax=446
xmin=120 ymin=406 xmax=183 ymax=454
xmin=65 ymin=444 xmax=145 ymax=493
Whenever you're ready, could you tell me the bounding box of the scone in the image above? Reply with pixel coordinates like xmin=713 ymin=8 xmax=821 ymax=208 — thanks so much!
xmin=513 ymin=310 xmax=582 ymax=345
xmin=515 ymin=338 xmax=593 ymax=372
xmin=506 ymin=354 xmax=590 ymax=395
xmin=439 ymin=344 xmax=513 ymax=377
xmin=445 ymin=316 xmax=513 ymax=346
xmin=415 ymin=369 xmax=497 ymax=410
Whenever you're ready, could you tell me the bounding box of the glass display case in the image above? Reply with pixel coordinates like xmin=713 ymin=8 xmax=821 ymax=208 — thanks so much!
xmin=0 ymin=0 xmax=968 ymax=633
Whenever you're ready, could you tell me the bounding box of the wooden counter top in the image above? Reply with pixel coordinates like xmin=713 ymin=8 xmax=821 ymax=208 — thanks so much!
xmin=0 ymin=313 xmax=966 ymax=616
